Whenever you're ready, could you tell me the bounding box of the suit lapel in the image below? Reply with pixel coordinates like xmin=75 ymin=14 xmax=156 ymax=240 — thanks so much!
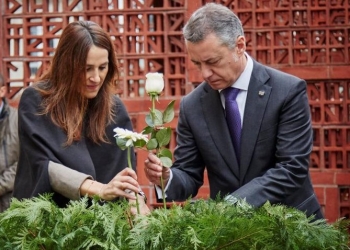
xmin=200 ymin=84 xmax=240 ymax=179
xmin=239 ymin=62 xmax=271 ymax=183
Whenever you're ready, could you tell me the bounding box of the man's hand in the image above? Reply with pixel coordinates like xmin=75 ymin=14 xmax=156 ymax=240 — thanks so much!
xmin=144 ymin=153 xmax=170 ymax=186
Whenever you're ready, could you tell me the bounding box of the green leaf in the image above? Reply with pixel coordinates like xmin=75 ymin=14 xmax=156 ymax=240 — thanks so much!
xmin=116 ymin=137 xmax=127 ymax=150
xmin=151 ymin=109 xmax=163 ymax=126
xmin=145 ymin=113 xmax=153 ymax=127
xmin=159 ymin=148 xmax=172 ymax=160
xmin=142 ymin=126 xmax=154 ymax=134
xmin=150 ymin=129 xmax=157 ymax=139
xmin=163 ymin=100 xmax=175 ymax=124
xmin=160 ymin=156 xmax=172 ymax=168
xmin=156 ymin=127 xmax=171 ymax=147
xmin=146 ymin=138 xmax=158 ymax=150
xmin=134 ymin=139 xmax=147 ymax=148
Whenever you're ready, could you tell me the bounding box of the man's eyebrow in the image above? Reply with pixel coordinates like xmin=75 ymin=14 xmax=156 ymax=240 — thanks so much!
xmin=191 ymin=57 xmax=220 ymax=64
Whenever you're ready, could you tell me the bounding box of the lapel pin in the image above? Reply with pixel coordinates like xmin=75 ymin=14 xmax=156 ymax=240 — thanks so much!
xmin=258 ymin=90 xmax=265 ymax=96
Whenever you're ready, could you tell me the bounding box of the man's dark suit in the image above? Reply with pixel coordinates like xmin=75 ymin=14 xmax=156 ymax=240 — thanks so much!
xmin=165 ymin=59 xmax=322 ymax=218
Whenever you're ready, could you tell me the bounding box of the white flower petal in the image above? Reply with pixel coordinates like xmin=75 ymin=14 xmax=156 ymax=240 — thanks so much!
xmin=126 ymin=139 xmax=133 ymax=147
xmin=113 ymin=127 xmax=149 ymax=145
xmin=145 ymin=72 xmax=164 ymax=94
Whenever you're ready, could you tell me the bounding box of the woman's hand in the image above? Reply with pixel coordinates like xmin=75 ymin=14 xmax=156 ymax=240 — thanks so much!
xmin=99 ymin=168 xmax=141 ymax=201
xmin=81 ymin=168 xmax=141 ymax=201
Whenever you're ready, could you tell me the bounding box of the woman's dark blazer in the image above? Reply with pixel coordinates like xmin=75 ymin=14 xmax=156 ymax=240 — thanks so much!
xmin=13 ymin=86 xmax=135 ymax=207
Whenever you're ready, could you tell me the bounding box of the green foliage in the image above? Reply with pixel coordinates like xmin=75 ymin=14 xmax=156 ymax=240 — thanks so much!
xmin=144 ymin=100 xmax=175 ymax=127
xmin=116 ymin=137 xmax=128 ymax=150
xmin=155 ymin=127 xmax=171 ymax=148
xmin=162 ymin=100 xmax=175 ymax=123
xmin=146 ymin=108 xmax=163 ymax=127
xmin=144 ymin=100 xmax=175 ymax=167
xmin=146 ymin=138 xmax=158 ymax=150
xmin=143 ymin=97 xmax=175 ymax=208
xmin=0 ymin=195 xmax=349 ymax=250
xmin=0 ymin=195 xmax=133 ymax=250
xmin=115 ymin=132 xmax=147 ymax=151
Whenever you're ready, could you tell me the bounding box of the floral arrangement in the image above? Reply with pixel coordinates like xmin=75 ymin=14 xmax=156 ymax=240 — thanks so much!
xmin=114 ymin=72 xmax=175 ymax=210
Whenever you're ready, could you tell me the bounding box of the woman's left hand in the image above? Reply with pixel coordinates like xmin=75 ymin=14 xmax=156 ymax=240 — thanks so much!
xmin=99 ymin=168 xmax=141 ymax=201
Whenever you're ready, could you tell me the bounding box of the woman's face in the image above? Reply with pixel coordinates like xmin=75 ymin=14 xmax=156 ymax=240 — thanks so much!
xmin=84 ymin=45 xmax=109 ymax=99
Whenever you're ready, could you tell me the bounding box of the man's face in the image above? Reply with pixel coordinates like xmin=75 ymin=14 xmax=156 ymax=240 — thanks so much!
xmin=186 ymin=33 xmax=246 ymax=90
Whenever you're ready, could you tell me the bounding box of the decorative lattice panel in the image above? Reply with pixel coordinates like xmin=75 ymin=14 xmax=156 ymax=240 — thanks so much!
xmin=1 ymin=0 xmax=188 ymax=101
xmin=340 ymin=186 xmax=350 ymax=220
xmin=309 ymin=80 xmax=350 ymax=169
xmin=203 ymin=0 xmax=349 ymax=68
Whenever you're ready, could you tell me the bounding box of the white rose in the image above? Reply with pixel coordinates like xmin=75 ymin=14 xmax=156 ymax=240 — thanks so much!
xmin=145 ymin=72 xmax=164 ymax=95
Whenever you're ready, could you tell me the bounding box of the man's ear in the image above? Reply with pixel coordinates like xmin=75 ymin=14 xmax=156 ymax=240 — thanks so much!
xmin=235 ymin=36 xmax=246 ymax=56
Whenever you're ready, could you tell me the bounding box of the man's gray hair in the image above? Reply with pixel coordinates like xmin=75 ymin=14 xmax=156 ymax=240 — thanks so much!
xmin=183 ymin=3 xmax=244 ymax=49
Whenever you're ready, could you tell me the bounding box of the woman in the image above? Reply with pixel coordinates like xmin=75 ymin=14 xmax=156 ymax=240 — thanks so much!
xmin=0 ymin=73 xmax=19 ymax=212
xmin=13 ymin=21 xmax=149 ymax=214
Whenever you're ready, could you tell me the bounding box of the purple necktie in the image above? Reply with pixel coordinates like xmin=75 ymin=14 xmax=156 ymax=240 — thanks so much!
xmin=223 ymin=87 xmax=241 ymax=163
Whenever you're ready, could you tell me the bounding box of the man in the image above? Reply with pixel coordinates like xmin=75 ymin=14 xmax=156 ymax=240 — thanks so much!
xmin=144 ymin=3 xmax=323 ymax=220
xmin=0 ymin=73 xmax=19 ymax=212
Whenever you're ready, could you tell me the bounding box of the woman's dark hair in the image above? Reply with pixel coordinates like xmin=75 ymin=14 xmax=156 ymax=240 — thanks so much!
xmin=37 ymin=20 xmax=119 ymax=145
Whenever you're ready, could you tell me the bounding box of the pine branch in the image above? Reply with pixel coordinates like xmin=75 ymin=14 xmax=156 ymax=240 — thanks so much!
xmin=1 ymin=195 xmax=349 ymax=250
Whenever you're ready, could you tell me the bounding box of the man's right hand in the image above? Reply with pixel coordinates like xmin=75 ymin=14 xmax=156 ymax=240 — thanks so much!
xmin=144 ymin=153 xmax=170 ymax=187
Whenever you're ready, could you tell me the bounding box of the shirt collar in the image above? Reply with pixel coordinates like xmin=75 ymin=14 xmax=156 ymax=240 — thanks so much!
xmin=219 ymin=52 xmax=253 ymax=93
xmin=231 ymin=52 xmax=253 ymax=91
